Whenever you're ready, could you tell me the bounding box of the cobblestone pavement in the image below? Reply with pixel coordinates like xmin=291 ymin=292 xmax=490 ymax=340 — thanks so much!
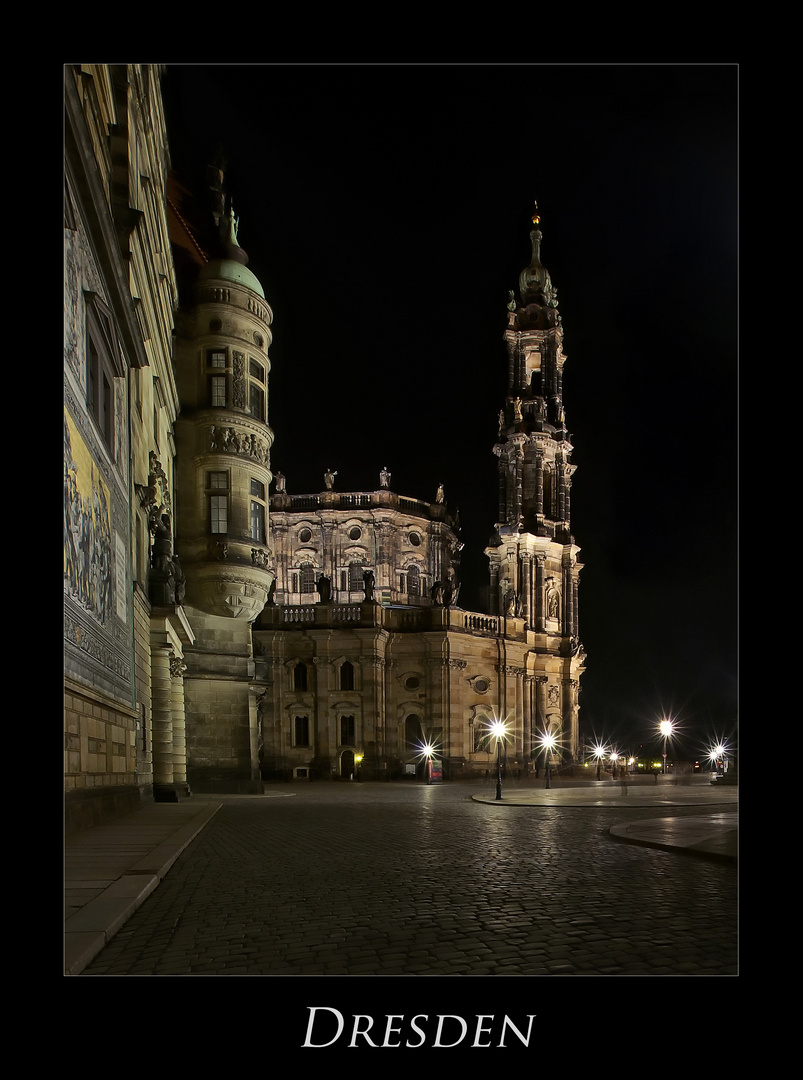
xmin=79 ymin=782 xmax=738 ymax=977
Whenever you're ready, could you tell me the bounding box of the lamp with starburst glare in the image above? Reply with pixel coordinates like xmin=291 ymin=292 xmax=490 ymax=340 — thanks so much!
xmin=592 ymin=741 xmax=608 ymax=781
xmin=537 ymin=730 xmax=557 ymax=789
xmin=489 ymin=719 xmax=508 ymax=800
xmin=659 ymin=718 xmax=674 ymax=774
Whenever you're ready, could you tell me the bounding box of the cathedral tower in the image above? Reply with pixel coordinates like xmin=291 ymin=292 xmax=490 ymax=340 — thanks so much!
xmin=485 ymin=206 xmax=584 ymax=755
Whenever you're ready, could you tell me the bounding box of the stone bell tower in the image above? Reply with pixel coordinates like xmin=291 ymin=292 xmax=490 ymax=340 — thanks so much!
xmin=174 ymin=161 xmax=275 ymax=792
xmin=485 ymin=205 xmax=584 ymax=754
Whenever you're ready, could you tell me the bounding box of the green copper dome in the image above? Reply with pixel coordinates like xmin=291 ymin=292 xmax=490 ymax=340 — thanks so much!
xmin=198 ymin=257 xmax=265 ymax=299
xmin=198 ymin=202 xmax=265 ymax=298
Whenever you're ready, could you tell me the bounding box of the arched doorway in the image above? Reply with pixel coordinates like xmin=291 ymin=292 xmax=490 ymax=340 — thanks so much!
xmin=340 ymin=749 xmax=355 ymax=779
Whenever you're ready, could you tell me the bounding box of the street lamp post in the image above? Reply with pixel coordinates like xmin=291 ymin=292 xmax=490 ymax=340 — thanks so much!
xmin=592 ymin=743 xmax=607 ymax=781
xmin=489 ymin=720 xmax=507 ymax=800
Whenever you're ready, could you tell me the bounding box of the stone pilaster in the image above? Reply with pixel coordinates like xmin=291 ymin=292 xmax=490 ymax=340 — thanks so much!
xmin=169 ymin=654 xmax=190 ymax=796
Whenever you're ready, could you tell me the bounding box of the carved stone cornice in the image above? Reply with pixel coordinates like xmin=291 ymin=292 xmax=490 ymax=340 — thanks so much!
xmin=496 ymin=664 xmax=526 ymax=676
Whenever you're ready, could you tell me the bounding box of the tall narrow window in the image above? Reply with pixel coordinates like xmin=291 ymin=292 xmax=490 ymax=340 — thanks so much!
xmin=210 ymin=375 xmax=226 ymax=407
xmin=300 ymin=563 xmax=316 ymax=594
xmin=293 ymin=662 xmax=308 ymax=691
xmin=293 ymin=715 xmax=310 ymax=747
xmin=207 ymin=471 xmax=229 ymax=534
xmin=340 ymin=661 xmax=354 ymax=691
xmin=250 ymin=478 xmax=266 ymax=543
xmin=249 ymin=358 xmax=266 ymax=422
xmin=405 ymin=714 xmax=424 ymax=750
xmin=407 ymin=565 xmax=421 ymax=597
xmin=86 ymin=298 xmax=117 ymax=456
xmin=349 ymin=561 xmax=364 ymax=591
xmin=340 ymin=715 xmax=355 ymax=745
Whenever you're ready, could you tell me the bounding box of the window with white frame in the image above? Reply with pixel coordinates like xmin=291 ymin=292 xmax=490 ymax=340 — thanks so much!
xmin=300 ymin=563 xmax=316 ymax=594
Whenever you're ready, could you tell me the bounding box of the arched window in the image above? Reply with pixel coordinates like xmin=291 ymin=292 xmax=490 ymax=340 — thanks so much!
xmin=340 ymin=715 xmax=356 ymax=745
xmin=407 ymin=565 xmax=421 ymax=597
xmin=293 ymin=716 xmax=310 ymax=746
xmin=340 ymin=660 xmax=354 ymax=691
xmin=405 ymin=714 xmax=424 ymax=750
xmin=349 ymin=561 xmax=364 ymax=591
xmin=293 ymin=662 xmax=307 ymax=691
xmin=300 ymin=563 xmax=316 ymax=594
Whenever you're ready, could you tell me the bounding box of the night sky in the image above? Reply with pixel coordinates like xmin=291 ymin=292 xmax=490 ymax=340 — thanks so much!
xmin=162 ymin=64 xmax=738 ymax=761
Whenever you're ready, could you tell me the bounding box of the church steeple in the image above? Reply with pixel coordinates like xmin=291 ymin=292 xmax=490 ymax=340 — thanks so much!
xmin=486 ymin=205 xmax=581 ymax=648
xmin=518 ymin=203 xmax=560 ymax=312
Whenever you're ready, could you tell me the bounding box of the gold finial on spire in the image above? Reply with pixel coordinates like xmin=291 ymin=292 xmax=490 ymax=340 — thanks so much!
xmin=532 ymin=198 xmax=540 ymax=225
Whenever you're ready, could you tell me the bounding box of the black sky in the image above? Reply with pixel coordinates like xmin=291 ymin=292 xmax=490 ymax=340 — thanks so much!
xmin=161 ymin=63 xmax=738 ymax=758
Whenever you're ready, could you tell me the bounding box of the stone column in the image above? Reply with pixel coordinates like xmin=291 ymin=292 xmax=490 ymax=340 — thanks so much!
xmin=521 ymin=554 xmax=532 ymax=625
xmin=535 ymin=675 xmax=548 ymax=740
xmin=535 ymin=451 xmax=544 ymax=518
xmin=522 ymin=674 xmax=534 ymax=775
xmin=363 ymin=657 xmax=386 ymax=779
xmin=169 ymin=654 xmax=190 ymax=797
xmin=562 ymin=556 xmax=574 ymax=637
xmin=563 ymin=678 xmax=580 ymax=761
xmin=151 ymin=645 xmax=176 ymax=800
xmin=557 ymin=460 xmax=566 ymax=523
xmin=534 ymin=553 xmax=546 ymax=631
xmin=311 ymin=656 xmax=333 ymax=779
xmin=489 ymin=562 xmax=500 ymax=616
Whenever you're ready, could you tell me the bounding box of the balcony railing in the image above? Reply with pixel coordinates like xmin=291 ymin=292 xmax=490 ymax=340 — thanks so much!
xmin=270 ymin=488 xmax=452 ymax=523
xmin=256 ymin=603 xmax=525 ymax=639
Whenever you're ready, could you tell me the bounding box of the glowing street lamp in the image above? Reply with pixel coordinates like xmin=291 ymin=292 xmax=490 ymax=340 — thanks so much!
xmin=708 ymin=742 xmax=726 ymax=775
xmin=659 ymin=718 xmax=674 ymax=774
xmin=610 ymin=749 xmax=619 ymax=780
xmin=538 ymin=730 xmax=557 ymax=789
xmin=421 ymin=741 xmax=436 ymax=784
xmin=592 ymin=742 xmax=607 ymax=781
xmin=489 ymin=719 xmax=508 ymax=800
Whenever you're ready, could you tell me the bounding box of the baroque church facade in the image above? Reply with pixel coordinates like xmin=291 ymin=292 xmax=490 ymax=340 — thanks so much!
xmin=64 ymin=65 xmax=585 ymax=828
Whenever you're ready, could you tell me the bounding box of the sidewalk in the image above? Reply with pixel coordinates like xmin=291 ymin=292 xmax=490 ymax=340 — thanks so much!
xmin=64 ymin=800 xmax=222 ymax=976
